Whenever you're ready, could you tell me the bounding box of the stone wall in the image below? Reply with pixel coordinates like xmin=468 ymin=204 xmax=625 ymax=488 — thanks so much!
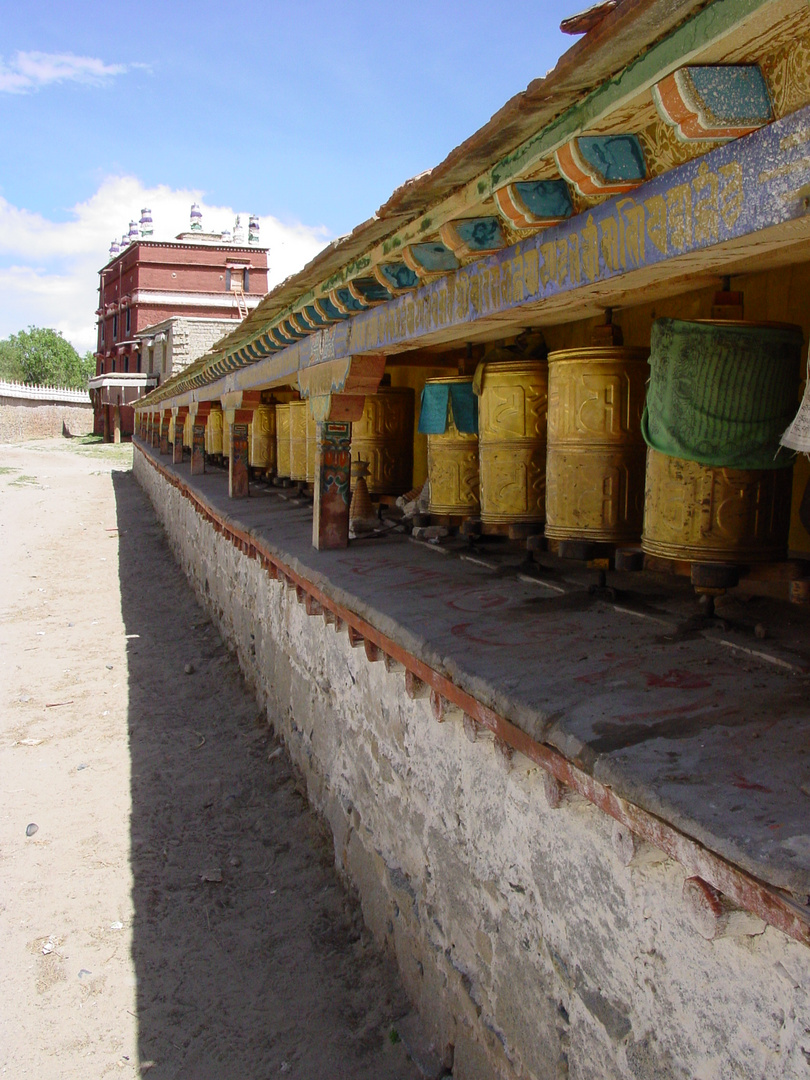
xmin=134 ymin=447 xmax=810 ymax=1080
xmin=0 ymin=398 xmax=93 ymax=443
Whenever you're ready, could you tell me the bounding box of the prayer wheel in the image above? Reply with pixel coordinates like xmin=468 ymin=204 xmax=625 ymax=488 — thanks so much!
xmin=423 ymin=376 xmax=480 ymax=517
xmin=205 ymin=408 xmax=223 ymax=455
xmin=305 ymin=408 xmax=317 ymax=484
xmin=477 ymin=357 xmax=548 ymax=527
xmin=183 ymin=413 xmax=192 ymax=449
xmin=275 ymin=403 xmax=291 ymax=478
xmin=641 ymin=318 xmax=802 ymax=564
xmin=642 ymin=449 xmax=794 ymax=562
xmin=249 ymin=404 xmax=276 ymax=471
xmin=545 ymin=347 xmax=649 ymax=542
xmin=288 ymin=400 xmax=308 ymax=482
xmin=351 ymin=387 xmax=414 ymax=495
xmin=168 ymin=417 xmax=176 ymax=445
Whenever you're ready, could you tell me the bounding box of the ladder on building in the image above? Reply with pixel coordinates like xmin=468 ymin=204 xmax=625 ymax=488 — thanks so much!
xmin=233 ymin=285 xmax=249 ymax=320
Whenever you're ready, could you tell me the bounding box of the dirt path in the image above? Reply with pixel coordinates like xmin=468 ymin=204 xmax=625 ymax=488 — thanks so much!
xmin=0 ymin=438 xmax=418 ymax=1080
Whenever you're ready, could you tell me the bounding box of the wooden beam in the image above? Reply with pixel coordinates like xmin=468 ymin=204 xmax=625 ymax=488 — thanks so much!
xmin=142 ymin=104 xmax=810 ymax=410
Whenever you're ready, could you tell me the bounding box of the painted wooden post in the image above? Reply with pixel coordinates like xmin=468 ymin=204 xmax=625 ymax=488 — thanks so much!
xmin=312 ymin=420 xmax=352 ymax=550
xmin=172 ymin=409 xmax=187 ymax=464
xmin=160 ymin=412 xmax=170 ymax=455
xmin=229 ymin=423 xmax=250 ymax=497
xmin=189 ymin=401 xmax=208 ymax=476
xmin=222 ymin=390 xmax=262 ymax=499
xmin=191 ymin=424 xmax=206 ymax=474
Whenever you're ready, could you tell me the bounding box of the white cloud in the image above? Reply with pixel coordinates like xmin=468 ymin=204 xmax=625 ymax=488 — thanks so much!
xmin=0 ymin=176 xmax=332 ymax=353
xmin=0 ymin=51 xmax=129 ymax=94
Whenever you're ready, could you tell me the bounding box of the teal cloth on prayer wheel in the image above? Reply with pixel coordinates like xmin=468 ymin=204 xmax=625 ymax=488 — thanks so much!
xmin=641 ymin=318 xmax=802 ymax=469
xmin=418 ymin=384 xmax=450 ymax=434
xmin=449 ymin=382 xmax=478 ymax=434
xmin=419 ymin=382 xmax=478 ymax=434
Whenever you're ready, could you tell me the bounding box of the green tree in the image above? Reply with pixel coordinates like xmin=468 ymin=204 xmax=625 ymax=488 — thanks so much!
xmin=80 ymin=350 xmax=96 ymax=384
xmin=0 ymin=337 xmax=23 ymax=381
xmin=0 ymin=327 xmax=93 ymax=389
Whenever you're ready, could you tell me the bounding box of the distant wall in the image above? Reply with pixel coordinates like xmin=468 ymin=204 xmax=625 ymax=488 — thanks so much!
xmin=0 ymin=382 xmax=93 ymax=443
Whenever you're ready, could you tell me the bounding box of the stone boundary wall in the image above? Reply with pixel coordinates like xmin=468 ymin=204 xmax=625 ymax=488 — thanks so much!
xmin=134 ymin=445 xmax=810 ymax=1080
xmin=0 ymin=391 xmax=93 ymax=443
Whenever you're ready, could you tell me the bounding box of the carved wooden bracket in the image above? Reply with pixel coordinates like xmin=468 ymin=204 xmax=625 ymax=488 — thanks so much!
xmin=221 ymin=389 xmax=263 ymax=425
xmin=189 ymin=401 xmax=213 ymax=421
xmin=298 ymin=354 xmax=386 ymax=423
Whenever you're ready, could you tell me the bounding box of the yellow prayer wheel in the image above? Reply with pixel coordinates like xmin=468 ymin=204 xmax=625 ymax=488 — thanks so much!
xmin=425 ymin=376 xmax=480 ymax=517
xmin=249 ymin=404 xmax=276 ymax=471
xmin=351 ymin=386 xmax=414 ymax=495
xmin=642 ymin=448 xmax=793 ymax=563
xmin=183 ymin=413 xmax=192 ymax=449
xmin=276 ymin=403 xmax=291 ymax=478
xmin=205 ymin=408 xmax=223 ymax=455
xmin=545 ymin=347 xmax=649 ymax=542
xmin=477 ymin=359 xmax=548 ymax=526
xmin=168 ymin=417 xmax=176 ymax=445
xmin=306 ymin=408 xmax=317 ymax=484
xmin=289 ymin=400 xmax=308 ymax=482
xmin=641 ymin=317 xmax=801 ymax=565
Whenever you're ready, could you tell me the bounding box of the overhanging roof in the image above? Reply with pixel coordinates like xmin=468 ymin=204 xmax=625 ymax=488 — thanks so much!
xmin=139 ymin=0 xmax=810 ymax=411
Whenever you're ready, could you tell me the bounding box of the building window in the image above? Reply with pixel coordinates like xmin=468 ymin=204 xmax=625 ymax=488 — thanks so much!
xmin=100 ymin=322 xmax=105 ymax=346
xmin=148 ymin=346 xmax=154 ymax=373
xmin=124 ymin=354 xmax=129 ymax=373
xmin=244 ymin=267 xmax=250 ymax=292
xmin=136 ymin=351 xmax=141 ymax=373
xmin=225 ymin=268 xmax=231 ymax=291
xmin=113 ymin=314 xmax=118 ymax=341
xmin=126 ymin=308 xmax=131 ymax=335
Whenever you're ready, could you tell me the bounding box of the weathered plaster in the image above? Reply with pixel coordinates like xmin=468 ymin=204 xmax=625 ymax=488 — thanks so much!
xmin=135 ymin=448 xmax=810 ymax=1080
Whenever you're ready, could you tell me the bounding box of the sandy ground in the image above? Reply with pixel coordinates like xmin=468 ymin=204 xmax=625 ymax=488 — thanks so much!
xmin=0 ymin=438 xmax=419 ymax=1080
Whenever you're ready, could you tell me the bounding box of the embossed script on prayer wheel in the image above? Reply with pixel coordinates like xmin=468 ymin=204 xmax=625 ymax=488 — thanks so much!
xmin=305 ymin=408 xmax=317 ymax=484
xmin=205 ymin=408 xmax=223 ymax=455
xmin=478 ymin=360 xmax=548 ymax=525
xmin=424 ymin=376 xmax=480 ymax=517
xmin=249 ymin=404 xmax=276 ymax=470
xmin=545 ymin=347 xmax=649 ymax=542
xmin=351 ymin=387 xmax=414 ymax=495
xmin=642 ymin=448 xmax=793 ymax=563
xmin=288 ymin=401 xmax=308 ymax=481
xmin=275 ymin=403 xmax=291 ymax=478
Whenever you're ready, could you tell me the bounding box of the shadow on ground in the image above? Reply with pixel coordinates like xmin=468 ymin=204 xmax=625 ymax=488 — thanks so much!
xmin=112 ymin=469 xmax=417 ymax=1080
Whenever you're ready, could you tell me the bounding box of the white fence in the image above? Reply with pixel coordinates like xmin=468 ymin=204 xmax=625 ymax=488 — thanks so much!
xmin=0 ymin=380 xmax=91 ymax=404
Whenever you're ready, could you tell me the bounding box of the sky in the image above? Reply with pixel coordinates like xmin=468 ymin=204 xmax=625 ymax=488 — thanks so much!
xmin=0 ymin=1 xmax=581 ymax=354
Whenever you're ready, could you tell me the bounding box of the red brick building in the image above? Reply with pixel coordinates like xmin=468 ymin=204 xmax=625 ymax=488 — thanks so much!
xmin=90 ymin=214 xmax=268 ymax=439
